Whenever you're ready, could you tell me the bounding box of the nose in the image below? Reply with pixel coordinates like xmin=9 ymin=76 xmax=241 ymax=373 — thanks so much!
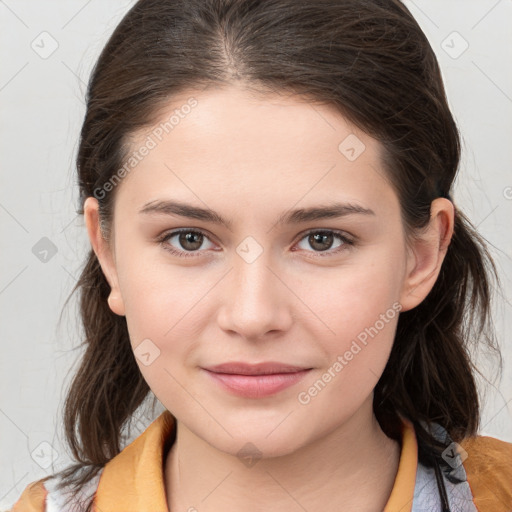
xmin=216 ymin=250 xmax=294 ymax=341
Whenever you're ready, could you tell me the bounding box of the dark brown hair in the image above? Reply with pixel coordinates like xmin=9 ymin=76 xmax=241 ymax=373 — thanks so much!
xmin=39 ymin=0 xmax=501 ymax=510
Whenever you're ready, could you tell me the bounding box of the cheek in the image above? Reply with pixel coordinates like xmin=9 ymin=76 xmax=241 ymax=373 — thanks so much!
xmin=113 ymin=251 xmax=182 ymax=371
xmin=298 ymin=254 xmax=402 ymax=397
xmin=116 ymin=255 xmax=207 ymax=386
xmin=308 ymin=252 xmax=403 ymax=343
xmin=119 ymin=266 xmax=196 ymax=407
xmin=297 ymin=292 xmax=400 ymax=416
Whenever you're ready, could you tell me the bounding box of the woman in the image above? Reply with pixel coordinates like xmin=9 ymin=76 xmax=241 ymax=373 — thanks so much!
xmin=12 ymin=0 xmax=512 ymax=511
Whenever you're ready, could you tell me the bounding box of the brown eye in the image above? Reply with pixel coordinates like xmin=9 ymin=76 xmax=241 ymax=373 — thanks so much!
xmin=159 ymin=228 xmax=354 ymax=259
xmin=295 ymin=229 xmax=354 ymax=257
xmin=178 ymin=231 xmax=204 ymax=251
xmin=159 ymin=229 xmax=215 ymax=257
xmin=308 ymin=232 xmax=335 ymax=251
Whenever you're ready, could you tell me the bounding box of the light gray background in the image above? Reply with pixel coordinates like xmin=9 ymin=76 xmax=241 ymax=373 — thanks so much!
xmin=1 ymin=1 xmax=511 ymax=509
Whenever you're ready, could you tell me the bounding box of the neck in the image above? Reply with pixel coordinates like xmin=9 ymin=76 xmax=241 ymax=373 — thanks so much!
xmin=165 ymin=400 xmax=401 ymax=512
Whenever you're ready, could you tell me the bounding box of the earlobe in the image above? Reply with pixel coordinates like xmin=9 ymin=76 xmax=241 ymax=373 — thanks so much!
xmin=107 ymin=292 xmax=126 ymax=316
xmin=83 ymin=197 xmax=126 ymax=316
xmin=399 ymin=198 xmax=454 ymax=312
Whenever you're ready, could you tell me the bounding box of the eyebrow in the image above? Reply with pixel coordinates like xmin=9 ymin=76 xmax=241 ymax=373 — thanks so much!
xmin=139 ymin=199 xmax=375 ymax=230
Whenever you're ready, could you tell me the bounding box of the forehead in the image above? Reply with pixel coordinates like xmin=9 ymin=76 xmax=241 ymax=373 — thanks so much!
xmin=130 ymin=85 xmax=372 ymax=159
xmin=116 ymin=85 xmax=397 ymax=218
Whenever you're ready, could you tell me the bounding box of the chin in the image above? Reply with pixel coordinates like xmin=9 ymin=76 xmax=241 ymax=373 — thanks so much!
xmin=202 ymin=423 xmax=310 ymax=461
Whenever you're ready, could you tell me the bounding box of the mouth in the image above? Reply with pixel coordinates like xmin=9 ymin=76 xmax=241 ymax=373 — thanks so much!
xmin=201 ymin=361 xmax=313 ymax=398
xmin=203 ymin=361 xmax=312 ymax=375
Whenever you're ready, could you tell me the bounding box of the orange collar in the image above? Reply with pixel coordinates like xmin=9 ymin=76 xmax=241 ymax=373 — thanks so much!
xmin=93 ymin=411 xmax=418 ymax=512
xmin=383 ymin=417 xmax=418 ymax=512
xmin=94 ymin=411 xmax=174 ymax=512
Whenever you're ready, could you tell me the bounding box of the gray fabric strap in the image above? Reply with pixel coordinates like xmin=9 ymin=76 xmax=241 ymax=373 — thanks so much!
xmin=412 ymin=423 xmax=477 ymax=512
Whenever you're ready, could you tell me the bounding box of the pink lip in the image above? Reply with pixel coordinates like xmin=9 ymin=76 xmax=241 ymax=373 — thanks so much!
xmin=202 ymin=361 xmax=312 ymax=398
xmin=205 ymin=361 xmax=310 ymax=375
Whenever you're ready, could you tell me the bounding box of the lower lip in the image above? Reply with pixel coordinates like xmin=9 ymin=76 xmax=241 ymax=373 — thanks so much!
xmin=202 ymin=369 xmax=312 ymax=398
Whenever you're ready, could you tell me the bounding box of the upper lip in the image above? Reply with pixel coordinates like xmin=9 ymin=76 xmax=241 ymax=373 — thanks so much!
xmin=204 ymin=361 xmax=312 ymax=375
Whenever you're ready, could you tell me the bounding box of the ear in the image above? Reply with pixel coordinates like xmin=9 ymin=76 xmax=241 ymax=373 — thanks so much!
xmin=83 ymin=197 xmax=126 ymax=316
xmin=399 ymin=198 xmax=454 ymax=312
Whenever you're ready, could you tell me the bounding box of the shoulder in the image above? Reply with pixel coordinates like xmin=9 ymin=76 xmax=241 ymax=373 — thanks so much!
xmin=459 ymin=434 xmax=512 ymax=512
xmin=10 ymin=469 xmax=103 ymax=512
xmin=10 ymin=479 xmax=47 ymax=511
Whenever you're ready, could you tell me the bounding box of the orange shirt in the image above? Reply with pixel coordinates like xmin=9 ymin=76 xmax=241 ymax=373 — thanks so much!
xmin=11 ymin=410 xmax=512 ymax=512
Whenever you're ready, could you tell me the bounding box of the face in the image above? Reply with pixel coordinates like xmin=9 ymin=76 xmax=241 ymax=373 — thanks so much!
xmin=85 ymin=85 xmax=452 ymax=458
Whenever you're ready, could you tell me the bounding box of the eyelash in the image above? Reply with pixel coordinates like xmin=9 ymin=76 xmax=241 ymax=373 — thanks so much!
xmin=157 ymin=228 xmax=355 ymax=259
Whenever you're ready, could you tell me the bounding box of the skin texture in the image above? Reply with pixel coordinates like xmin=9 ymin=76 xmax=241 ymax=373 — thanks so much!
xmin=84 ymin=85 xmax=454 ymax=512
